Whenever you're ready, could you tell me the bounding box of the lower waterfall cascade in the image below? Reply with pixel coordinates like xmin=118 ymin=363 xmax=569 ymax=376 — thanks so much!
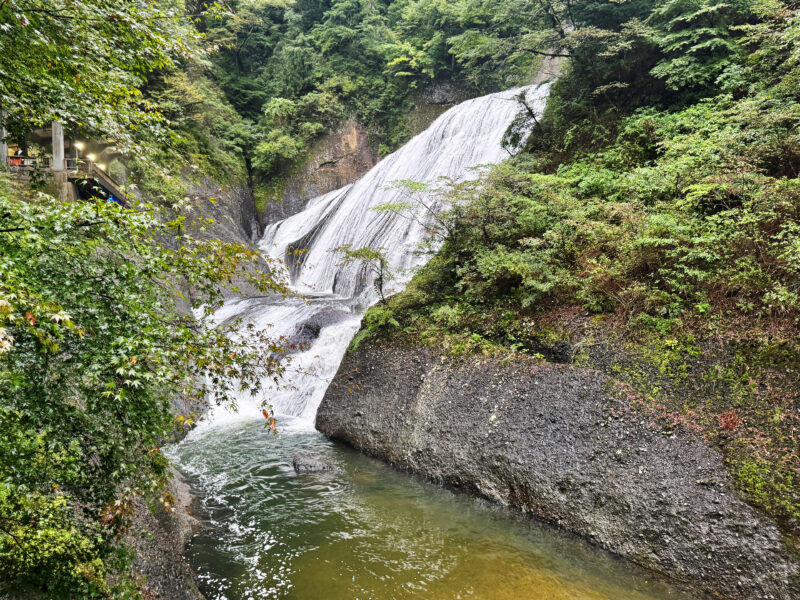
xmin=169 ymin=83 xmax=702 ymax=600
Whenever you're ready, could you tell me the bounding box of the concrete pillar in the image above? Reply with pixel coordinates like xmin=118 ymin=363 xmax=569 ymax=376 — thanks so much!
xmin=54 ymin=170 xmax=72 ymax=202
xmin=52 ymin=121 xmax=65 ymax=171
xmin=0 ymin=110 xmax=8 ymax=170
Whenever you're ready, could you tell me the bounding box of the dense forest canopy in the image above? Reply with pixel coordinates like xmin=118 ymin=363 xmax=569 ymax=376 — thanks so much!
xmin=0 ymin=0 xmax=198 ymax=146
xmin=180 ymin=0 xmax=553 ymax=193
xmin=2 ymin=0 xmax=800 ymax=597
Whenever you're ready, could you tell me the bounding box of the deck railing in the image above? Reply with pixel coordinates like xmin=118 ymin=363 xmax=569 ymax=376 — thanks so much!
xmin=8 ymin=156 xmax=126 ymax=202
xmin=8 ymin=156 xmax=51 ymax=171
xmin=81 ymin=163 xmax=126 ymax=203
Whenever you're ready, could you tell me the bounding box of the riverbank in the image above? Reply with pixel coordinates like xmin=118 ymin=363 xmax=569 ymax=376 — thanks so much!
xmin=316 ymin=337 xmax=800 ymax=600
xmin=127 ymin=469 xmax=205 ymax=600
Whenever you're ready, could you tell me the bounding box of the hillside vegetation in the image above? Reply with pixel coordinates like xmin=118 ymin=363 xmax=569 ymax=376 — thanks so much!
xmin=189 ymin=0 xmax=547 ymax=203
xmin=359 ymin=0 xmax=800 ymax=535
xmin=0 ymin=1 xmax=289 ymax=596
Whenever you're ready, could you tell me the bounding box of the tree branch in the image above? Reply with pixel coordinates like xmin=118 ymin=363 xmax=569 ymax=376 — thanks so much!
xmin=0 ymin=220 xmax=105 ymax=233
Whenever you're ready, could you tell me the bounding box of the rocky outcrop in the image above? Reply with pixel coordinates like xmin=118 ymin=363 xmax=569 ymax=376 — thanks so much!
xmin=316 ymin=339 xmax=800 ymax=600
xmin=262 ymin=120 xmax=377 ymax=224
xmin=292 ymin=452 xmax=339 ymax=474
xmin=127 ymin=469 xmax=204 ymax=600
xmin=186 ymin=178 xmax=261 ymax=245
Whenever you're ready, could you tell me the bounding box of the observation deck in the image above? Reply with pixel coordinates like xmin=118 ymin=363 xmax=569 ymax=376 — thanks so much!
xmin=2 ymin=121 xmax=128 ymax=205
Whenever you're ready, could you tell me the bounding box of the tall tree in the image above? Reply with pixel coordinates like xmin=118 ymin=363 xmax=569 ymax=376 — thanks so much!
xmin=0 ymin=0 xmax=200 ymax=145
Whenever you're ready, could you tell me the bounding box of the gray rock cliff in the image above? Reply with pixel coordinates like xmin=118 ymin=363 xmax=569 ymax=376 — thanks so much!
xmin=317 ymin=340 xmax=800 ymax=600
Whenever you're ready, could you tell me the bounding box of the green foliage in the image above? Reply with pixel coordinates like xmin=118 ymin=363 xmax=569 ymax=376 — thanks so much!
xmin=201 ymin=0 xmax=415 ymax=175
xmin=389 ymin=81 xmax=800 ymax=324
xmin=188 ymin=0 xmax=793 ymax=190
xmin=647 ymin=0 xmax=755 ymax=91
xmin=0 ymin=2 xmax=290 ymax=596
xmin=143 ymin=62 xmax=251 ymax=185
xmin=198 ymin=0 xmax=550 ymax=186
xmin=348 ymin=304 xmax=400 ymax=351
xmin=368 ymin=0 xmax=800 ymax=530
xmin=0 ymin=1 xmax=254 ymax=205
xmin=0 ymin=408 xmax=114 ymax=597
xmin=251 ymin=94 xmax=341 ymax=176
xmin=0 ymin=0 xmax=198 ymax=146
xmin=735 ymin=458 xmax=800 ymax=523
xmin=518 ymin=1 xmax=799 ymax=163
xmin=0 ymin=176 xmax=291 ymax=595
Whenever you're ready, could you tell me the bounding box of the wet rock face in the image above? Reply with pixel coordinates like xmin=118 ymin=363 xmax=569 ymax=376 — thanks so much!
xmin=128 ymin=469 xmax=204 ymax=600
xmin=316 ymin=340 xmax=800 ymax=600
xmin=419 ymin=81 xmax=471 ymax=105
xmin=186 ymin=177 xmax=261 ymax=245
xmin=287 ymin=306 xmax=353 ymax=349
xmin=263 ymin=120 xmax=377 ymax=225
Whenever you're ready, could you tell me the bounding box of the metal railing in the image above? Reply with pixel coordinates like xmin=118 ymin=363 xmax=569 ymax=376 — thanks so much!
xmin=8 ymin=156 xmax=127 ymax=203
xmin=66 ymin=159 xmax=127 ymax=203
xmin=8 ymin=156 xmax=51 ymax=171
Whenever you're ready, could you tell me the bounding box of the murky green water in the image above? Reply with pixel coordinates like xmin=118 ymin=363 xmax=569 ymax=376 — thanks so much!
xmin=170 ymin=417 xmax=700 ymax=600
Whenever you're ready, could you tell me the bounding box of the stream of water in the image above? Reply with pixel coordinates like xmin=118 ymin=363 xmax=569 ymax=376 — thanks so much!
xmin=170 ymin=85 xmax=701 ymax=599
xmin=171 ymin=418 xmax=698 ymax=600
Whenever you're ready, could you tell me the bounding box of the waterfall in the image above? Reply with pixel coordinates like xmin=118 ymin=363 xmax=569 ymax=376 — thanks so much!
xmin=170 ymin=83 xmax=699 ymax=600
xmin=206 ymin=83 xmax=550 ymax=426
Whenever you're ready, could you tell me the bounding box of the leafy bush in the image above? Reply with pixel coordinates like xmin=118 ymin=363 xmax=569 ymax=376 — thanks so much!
xmin=0 ymin=178 xmax=291 ymax=594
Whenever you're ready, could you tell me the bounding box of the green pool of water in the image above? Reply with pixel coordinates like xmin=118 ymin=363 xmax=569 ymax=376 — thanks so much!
xmin=170 ymin=417 xmax=701 ymax=600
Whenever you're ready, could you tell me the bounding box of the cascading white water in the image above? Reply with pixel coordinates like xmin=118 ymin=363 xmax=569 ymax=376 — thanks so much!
xmin=170 ymin=82 xmax=701 ymax=600
xmin=206 ymin=83 xmax=550 ymax=426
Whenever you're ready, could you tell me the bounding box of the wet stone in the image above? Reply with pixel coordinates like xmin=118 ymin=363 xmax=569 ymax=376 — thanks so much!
xmin=292 ymin=451 xmax=337 ymax=474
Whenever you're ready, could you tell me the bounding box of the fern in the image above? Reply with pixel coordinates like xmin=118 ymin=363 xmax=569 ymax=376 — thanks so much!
xmin=647 ymin=0 xmax=753 ymax=91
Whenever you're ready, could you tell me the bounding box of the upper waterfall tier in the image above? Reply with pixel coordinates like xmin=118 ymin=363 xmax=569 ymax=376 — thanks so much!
xmin=260 ymin=84 xmax=551 ymax=303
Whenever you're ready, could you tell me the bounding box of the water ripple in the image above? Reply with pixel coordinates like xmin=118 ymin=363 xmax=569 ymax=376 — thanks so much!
xmin=168 ymin=419 xmax=701 ymax=600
